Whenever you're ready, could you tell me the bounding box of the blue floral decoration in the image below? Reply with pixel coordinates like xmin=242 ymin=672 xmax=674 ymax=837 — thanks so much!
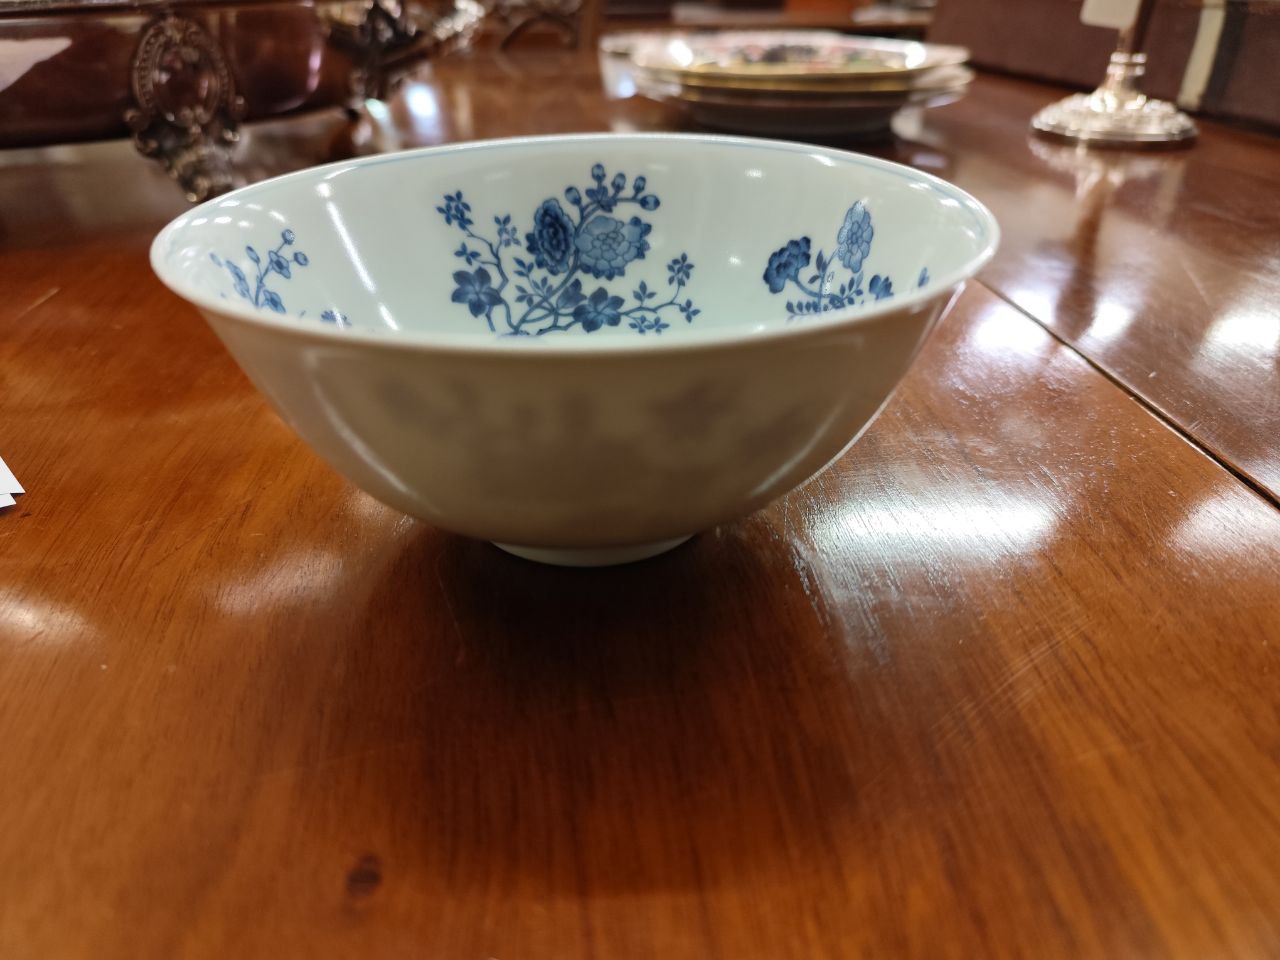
xmin=320 ymin=309 xmax=349 ymax=326
xmin=438 ymin=164 xmax=701 ymax=336
xmin=451 ymin=266 xmax=505 ymax=317
xmin=211 ymin=229 xmax=311 ymax=314
xmin=574 ymin=286 xmax=626 ymax=331
xmin=835 ymin=201 xmax=874 ymax=273
xmin=763 ymin=202 xmax=923 ymax=318
xmin=576 ymin=215 xmax=651 ymax=280
xmin=212 ymin=229 xmax=354 ymax=326
xmin=869 ymin=274 xmax=894 ymax=301
xmin=526 ymin=199 xmax=574 ymax=274
xmin=764 ymin=238 xmax=811 ymax=294
xmin=668 ymin=253 xmax=692 ymax=286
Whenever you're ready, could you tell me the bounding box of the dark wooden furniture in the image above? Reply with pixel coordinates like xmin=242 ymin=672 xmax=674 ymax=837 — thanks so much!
xmin=2 ymin=49 xmax=1279 ymax=959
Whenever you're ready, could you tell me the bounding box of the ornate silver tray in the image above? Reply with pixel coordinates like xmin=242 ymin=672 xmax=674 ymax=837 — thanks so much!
xmin=0 ymin=0 xmax=483 ymax=198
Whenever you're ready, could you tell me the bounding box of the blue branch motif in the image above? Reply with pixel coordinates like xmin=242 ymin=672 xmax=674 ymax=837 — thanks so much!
xmin=762 ymin=201 xmax=930 ymax=318
xmin=437 ymin=164 xmax=702 ymax=336
xmin=211 ymin=229 xmax=349 ymax=326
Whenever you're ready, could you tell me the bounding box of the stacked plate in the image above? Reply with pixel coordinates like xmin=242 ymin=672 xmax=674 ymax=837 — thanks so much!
xmin=602 ymin=30 xmax=971 ymax=139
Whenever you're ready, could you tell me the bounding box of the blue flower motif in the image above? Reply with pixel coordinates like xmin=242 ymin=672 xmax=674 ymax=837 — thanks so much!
xmin=667 ymin=253 xmax=693 ymax=286
xmin=436 ymin=191 xmax=473 ymax=230
xmin=573 ymin=286 xmax=625 ymax=332
xmin=215 ymin=228 xmax=335 ymax=320
xmin=576 ymin=215 xmax=650 ymax=280
xmin=836 ymin=201 xmax=874 ymax=272
xmin=268 ymin=250 xmax=292 ymax=278
xmin=525 ymin=199 xmax=575 ymax=275
xmin=451 ymin=267 xmax=504 ymax=317
xmin=761 ymin=198 xmax=919 ymax=318
xmin=320 ymin=309 xmax=348 ymax=325
xmin=763 ymin=238 xmax=811 ymax=294
xmin=869 ymin=274 xmax=894 ymax=301
xmin=227 ymin=262 xmax=250 ymax=299
xmin=435 ymin=163 xmax=701 ymax=337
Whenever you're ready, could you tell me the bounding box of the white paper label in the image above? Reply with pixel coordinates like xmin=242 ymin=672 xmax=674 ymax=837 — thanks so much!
xmin=1081 ymin=0 xmax=1142 ymax=29
xmin=0 ymin=493 xmax=14 ymax=509
xmin=0 ymin=456 xmax=20 ymax=494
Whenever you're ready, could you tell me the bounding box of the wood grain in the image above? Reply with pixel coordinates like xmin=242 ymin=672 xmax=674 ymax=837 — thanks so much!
xmin=2 ymin=50 xmax=1280 ymax=960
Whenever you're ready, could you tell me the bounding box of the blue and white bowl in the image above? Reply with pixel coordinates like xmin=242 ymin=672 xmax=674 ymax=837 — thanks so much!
xmin=152 ymin=134 xmax=998 ymax=565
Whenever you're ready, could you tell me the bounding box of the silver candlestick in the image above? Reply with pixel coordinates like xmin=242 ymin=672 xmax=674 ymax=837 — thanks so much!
xmin=1031 ymin=0 xmax=1196 ymax=147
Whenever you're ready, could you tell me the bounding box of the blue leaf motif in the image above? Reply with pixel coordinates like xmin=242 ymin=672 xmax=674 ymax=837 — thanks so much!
xmin=227 ymin=262 xmax=250 ymax=299
xmin=557 ymin=278 xmax=585 ymax=310
xmin=869 ymin=275 xmax=894 ymax=301
xmin=667 ymin=254 xmax=692 ymax=286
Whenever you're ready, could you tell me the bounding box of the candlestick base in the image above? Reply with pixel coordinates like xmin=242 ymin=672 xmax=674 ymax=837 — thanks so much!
xmin=1032 ymin=51 xmax=1197 ymax=147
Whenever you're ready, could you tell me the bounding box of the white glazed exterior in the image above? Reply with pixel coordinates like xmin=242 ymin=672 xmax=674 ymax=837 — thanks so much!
xmin=152 ymin=134 xmax=998 ymax=564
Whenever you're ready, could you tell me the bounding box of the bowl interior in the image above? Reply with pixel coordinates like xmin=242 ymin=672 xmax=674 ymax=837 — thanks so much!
xmin=154 ymin=135 xmax=994 ymax=341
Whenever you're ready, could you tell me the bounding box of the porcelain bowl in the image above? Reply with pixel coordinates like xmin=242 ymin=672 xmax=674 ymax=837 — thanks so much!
xmin=151 ymin=133 xmax=998 ymax=565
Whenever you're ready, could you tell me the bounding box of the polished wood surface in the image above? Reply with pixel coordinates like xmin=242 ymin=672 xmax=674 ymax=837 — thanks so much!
xmin=3 ymin=50 xmax=1280 ymax=959
xmin=917 ymin=75 xmax=1280 ymax=503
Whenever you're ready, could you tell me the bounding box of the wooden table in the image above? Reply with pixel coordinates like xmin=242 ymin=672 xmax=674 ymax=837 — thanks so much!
xmin=2 ymin=50 xmax=1279 ymax=959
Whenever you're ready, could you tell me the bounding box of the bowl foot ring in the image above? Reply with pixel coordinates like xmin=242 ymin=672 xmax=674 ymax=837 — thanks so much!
xmin=492 ymin=536 xmax=693 ymax=567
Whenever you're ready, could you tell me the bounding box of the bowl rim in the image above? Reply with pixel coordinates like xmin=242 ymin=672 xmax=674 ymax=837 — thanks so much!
xmin=150 ymin=132 xmax=1000 ymax=357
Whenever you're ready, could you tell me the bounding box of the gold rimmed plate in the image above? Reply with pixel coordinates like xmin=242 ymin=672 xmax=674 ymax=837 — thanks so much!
xmin=649 ymin=63 xmax=976 ymax=96
xmin=627 ymin=30 xmax=968 ymax=84
xmin=664 ymin=74 xmax=973 ymax=109
xmin=673 ymin=85 xmax=970 ymax=138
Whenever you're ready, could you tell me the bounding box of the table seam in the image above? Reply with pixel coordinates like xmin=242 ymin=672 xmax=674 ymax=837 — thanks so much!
xmin=977 ymin=278 xmax=1280 ymax=514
